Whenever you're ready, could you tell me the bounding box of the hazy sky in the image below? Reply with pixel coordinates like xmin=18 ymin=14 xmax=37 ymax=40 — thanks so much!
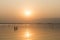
xmin=0 ymin=0 xmax=60 ymax=23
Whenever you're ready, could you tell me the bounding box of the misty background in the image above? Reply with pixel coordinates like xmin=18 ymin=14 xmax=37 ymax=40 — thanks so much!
xmin=0 ymin=0 xmax=60 ymax=23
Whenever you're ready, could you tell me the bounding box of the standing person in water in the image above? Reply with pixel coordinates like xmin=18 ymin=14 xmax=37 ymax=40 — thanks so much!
xmin=14 ymin=26 xmax=18 ymax=31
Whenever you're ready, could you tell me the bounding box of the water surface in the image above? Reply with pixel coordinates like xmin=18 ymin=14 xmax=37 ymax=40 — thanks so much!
xmin=0 ymin=24 xmax=60 ymax=40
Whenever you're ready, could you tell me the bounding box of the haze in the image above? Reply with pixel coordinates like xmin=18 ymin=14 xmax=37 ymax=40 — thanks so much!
xmin=0 ymin=0 xmax=60 ymax=23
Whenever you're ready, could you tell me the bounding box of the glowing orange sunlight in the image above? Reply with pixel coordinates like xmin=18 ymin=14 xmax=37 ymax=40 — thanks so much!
xmin=24 ymin=10 xmax=32 ymax=17
xmin=24 ymin=29 xmax=32 ymax=38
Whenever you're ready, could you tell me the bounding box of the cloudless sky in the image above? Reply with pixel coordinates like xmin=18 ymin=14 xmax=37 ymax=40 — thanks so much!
xmin=0 ymin=0 xmax=60 ymax=23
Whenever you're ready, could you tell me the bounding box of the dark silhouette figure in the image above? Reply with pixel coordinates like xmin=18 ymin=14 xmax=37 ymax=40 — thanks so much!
xmin=14 ymin=26 xmax=18 ymax=31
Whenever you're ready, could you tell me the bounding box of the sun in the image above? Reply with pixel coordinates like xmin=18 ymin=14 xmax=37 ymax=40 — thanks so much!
xmin=24 ymin=10 xmax=31 ymax=17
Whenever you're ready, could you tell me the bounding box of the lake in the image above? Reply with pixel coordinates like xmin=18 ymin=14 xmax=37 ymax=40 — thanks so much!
xmin=0 ymin=24 xmax=60 ymax=40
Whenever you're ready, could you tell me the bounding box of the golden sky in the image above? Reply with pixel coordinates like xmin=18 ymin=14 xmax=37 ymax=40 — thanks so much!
xmin=0 ymin=0 xmax=60 ymax=23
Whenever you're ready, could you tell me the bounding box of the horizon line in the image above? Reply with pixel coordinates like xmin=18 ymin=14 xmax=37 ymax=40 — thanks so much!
xmin=0 ymin=23 xmax=60 ymax=24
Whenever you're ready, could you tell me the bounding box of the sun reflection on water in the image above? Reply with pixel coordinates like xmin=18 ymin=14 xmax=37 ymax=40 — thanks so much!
xmin=17 ymin=24 xmax=35 ymax=40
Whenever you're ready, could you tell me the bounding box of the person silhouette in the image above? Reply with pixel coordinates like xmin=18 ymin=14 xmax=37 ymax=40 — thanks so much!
xmin=14 ymin=26 xmax=18 ymax=31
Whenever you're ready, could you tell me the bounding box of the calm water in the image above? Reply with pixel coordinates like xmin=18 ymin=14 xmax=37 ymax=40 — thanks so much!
xmin=0 ymin=24 xmax=60 ymax=40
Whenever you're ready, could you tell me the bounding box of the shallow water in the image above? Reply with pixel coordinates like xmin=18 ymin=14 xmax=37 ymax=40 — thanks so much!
xmin=0 ymin=24 xmax=60 ymax=40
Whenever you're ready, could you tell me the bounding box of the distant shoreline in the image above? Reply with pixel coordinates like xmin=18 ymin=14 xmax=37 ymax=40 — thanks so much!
xmin=0 ymin=23 xmax=60 ymax=24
